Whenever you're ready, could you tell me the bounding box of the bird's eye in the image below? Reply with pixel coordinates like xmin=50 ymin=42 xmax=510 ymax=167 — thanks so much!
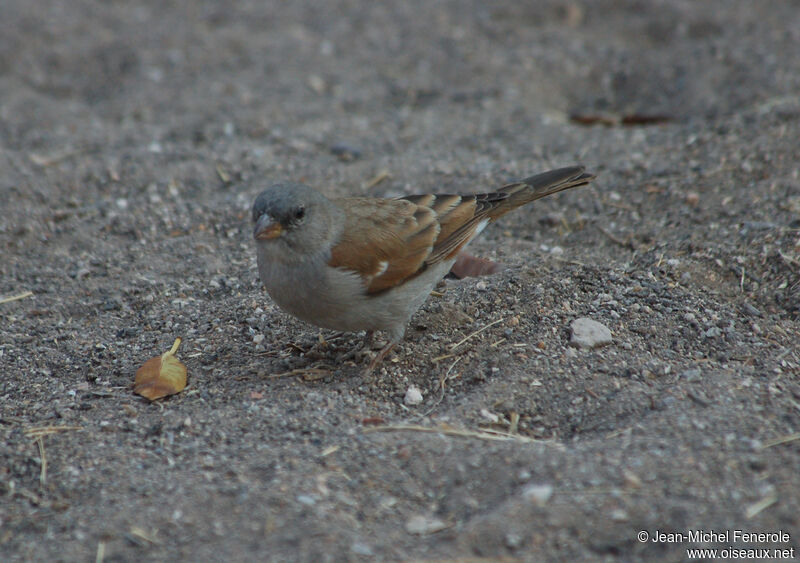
xmin=294 ymin=207 xmax=305 ymax=221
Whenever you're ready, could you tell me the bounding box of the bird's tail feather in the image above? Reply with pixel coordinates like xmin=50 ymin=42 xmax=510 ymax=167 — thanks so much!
xmin=491 ymin=166 xmax=595 ymax=217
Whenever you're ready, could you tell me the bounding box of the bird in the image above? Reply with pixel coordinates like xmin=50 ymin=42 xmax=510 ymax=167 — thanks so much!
xmin=252 ymin=166 xmax=595 ymax=373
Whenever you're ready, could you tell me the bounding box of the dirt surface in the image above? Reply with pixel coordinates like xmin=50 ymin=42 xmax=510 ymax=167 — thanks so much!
xmin=2 ymin=1 xmax=799 ymax=561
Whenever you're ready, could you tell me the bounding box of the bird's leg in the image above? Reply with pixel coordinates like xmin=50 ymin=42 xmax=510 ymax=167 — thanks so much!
xmin=363 ymin=339 xmax=398 ymax=375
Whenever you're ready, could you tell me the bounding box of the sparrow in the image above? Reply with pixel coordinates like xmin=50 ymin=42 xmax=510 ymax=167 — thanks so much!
xmin=252 ymin=166 xmax=595 ymax=373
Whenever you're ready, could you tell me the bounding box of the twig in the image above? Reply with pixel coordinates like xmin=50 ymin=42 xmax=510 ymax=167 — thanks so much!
xmin=363 ymin=169 xmax=391 ymax=189
xmin=432 ymin=353 xmax=456 ymax=363
xmin=775 ymin=346 xmax=796 ymax=361
xmin=363 ymin=424 xmax=539 ymax=444
xmin=0 ymin=291 xmax=33 ymax=305
xmin=598 ymin=226 xmax=630 ymax=247
xmin=745 ymin=492 xmax=777 ymax=519
xmin=548 ymin=255 xmax=586 ymax=267
xmin=760 ymin=432 xmax=800 ymax=449
xmin=265 ymin=367 xmax=330 ymax=379
xmin=420 ymin=357 xmax=463 ymax=417
xmin=778 ymin=250 xmax=799 ymax=268
xmin=29 ymin=147 xmax=87 ymax=167
xmin=215 ymin=164 xmax=230 ymax=183
xmin=36 ymin=437 xmax=47 ymax=488
xmin=450 ymin=317 xmax=504 ymax=351
xmin=126 ymin=526 xmax=161 ymax=546
xmin=24 ymin=425 xmax=83 ymax=438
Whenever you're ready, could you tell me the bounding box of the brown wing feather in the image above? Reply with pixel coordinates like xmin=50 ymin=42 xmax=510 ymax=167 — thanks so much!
xmin=328 ymin=167 xmax=594 ymax=295
xmin=328 ymin=197 xmax=440 ymax=294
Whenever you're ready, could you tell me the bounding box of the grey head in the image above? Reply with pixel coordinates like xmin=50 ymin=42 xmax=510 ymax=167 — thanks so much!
xmin=252 ymin=182 xmax=343 ymax=263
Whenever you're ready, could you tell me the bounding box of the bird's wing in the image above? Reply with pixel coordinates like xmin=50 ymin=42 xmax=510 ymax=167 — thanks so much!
xmin=329 ymin=166 xmax=593 ymax=294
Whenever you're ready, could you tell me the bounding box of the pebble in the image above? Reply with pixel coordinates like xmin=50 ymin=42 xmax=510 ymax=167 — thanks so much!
xmin=330 ymin=143 xmax=362 ymax=162
xmin=569 ymin=318 xmax=613 ymax=349
xmin=405 ymin=515 xmax=447 ymax=535
xmin=296 ymin=494 xmax=316 ymax=506
xmin=742 ymin=303 xmax=762 ymax=316
xmin=350 ymin=542 xmax=373 ymax=556
xmin=522 ymin=483 xmax=553 ymax=506
xmin=680 ymin=368 xmax=702 ymax=381
xmin=480 ymin=408 xmax=499 ymax=423
xmin=404 ymin=385 xmax=423 ymax=406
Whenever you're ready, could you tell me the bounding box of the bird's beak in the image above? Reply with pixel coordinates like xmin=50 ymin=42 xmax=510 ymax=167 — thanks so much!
xmin=253 ymin=214 xmax=283 ymax=240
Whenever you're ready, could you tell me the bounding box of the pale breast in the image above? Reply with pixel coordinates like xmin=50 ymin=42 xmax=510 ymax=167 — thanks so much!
xmin=257 ymin=249 xmax=453 ymax=338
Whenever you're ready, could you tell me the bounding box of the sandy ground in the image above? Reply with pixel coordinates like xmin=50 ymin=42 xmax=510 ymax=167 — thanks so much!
xmin=2 ymin=1 xmax=799 ymax=561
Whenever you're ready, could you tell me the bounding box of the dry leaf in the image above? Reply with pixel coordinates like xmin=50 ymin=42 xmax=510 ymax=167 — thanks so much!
xmin=133 ymin=338 xmax=187 ymax=401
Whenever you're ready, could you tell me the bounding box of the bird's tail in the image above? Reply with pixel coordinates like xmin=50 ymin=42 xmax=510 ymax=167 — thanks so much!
xmin=489 ymin=166 xmax=595 ymax=218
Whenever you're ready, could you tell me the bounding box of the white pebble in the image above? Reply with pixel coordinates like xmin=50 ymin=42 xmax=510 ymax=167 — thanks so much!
xmin=569 ymin=317 xmax=613 ymax=349
xmin=405 ymin=515 xmax=447 ymax=535
xmin=480 ymin=408 xmax=499 ymax=423
xmin=404 ymin=385 xmax=423 ymax=406
xmin=522 ymin=483 xmax=553 ymax=506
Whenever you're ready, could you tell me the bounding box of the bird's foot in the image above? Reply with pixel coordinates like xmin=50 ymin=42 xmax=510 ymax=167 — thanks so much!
xmin=362 ymin=339 xmax=397 ymax=376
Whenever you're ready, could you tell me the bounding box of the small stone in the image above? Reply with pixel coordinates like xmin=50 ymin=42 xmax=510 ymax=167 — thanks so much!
xmin=253 ymin=334 xmax=265 ymax=345
xmin=405 ymin=515 xmax=447 ymax=535
xmin=505 ymin=532 xmax=523 ymax=549
xmin=404 ymin=385 xmax=423 ymax=406
xmin=539 ymin=212 xmax=564 ymax=227
xmin=742 ymin=303 xmax=762 ymax=317
xmin=480 ymin=408 xmax=499 ymax=423
xmin=522 ymin=483 xmax=553 ymax=506
xmin=610 ymin=509 xmax=629 ymax=521
xmin=330 ymin=143 xmax=362 ymax=162
xmin=351 ymin=542 xmax=373 ymax=556
xmin=680 ymin=368 xmax=702 ymax=381
xmin=296 ymin=494 xmax=316 ymax=506
xmin=569 ymin=318 xmax=613 ymax=349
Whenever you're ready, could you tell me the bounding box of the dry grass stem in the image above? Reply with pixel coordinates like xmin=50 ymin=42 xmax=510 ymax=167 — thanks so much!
xmin=266 ymin=367 xmax=331 ymax=379
xmin=363 ymin=424 xmax=539 ymax=444
xmin=760 ymin=432 xmax=800 ymax=449
xmin=745 ymin=492 xmax=778 ymax=519
xmin=363 ymin=169 xmax=391 ymax=189
xmin=450 ymin=317 xmax=504 ymax=351
xmin=0 ymin=291 xmax=34 ymax=305
xmin=598 ymin=225 xmax=629 ymax=247
xmin=36 ymin=437 xmax=47 ymax=488
xmin=24 ymin=425 xmax=84 ymax=439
